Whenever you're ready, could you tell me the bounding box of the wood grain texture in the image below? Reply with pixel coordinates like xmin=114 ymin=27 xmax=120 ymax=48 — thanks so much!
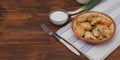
xmin=0 ymin=0 xmax=120 ymax=60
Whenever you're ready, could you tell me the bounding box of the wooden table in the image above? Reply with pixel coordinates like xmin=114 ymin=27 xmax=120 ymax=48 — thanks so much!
xmin=0 ymin=0 xmax=120 ymax=60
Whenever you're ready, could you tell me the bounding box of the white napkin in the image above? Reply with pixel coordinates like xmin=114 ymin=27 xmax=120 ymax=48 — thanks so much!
xmin=56 ymin=0 xmax=120 ymax=60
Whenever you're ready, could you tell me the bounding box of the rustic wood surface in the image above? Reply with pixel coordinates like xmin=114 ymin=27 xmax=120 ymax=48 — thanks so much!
xmin=0 ymin=0 xmax=120 ymax=60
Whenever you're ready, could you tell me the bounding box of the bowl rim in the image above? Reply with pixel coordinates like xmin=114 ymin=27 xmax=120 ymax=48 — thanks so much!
xmin=71 ymin=11 xmax=116 ymax=44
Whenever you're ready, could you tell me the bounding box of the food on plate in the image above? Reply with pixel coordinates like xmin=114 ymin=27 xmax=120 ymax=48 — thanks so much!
xmin=72 ymin=11 xmax=116 ymax=44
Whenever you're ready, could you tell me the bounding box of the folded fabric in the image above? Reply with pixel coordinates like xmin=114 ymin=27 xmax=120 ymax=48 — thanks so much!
xmin=56 ymin=0 xmax=120 ymax=60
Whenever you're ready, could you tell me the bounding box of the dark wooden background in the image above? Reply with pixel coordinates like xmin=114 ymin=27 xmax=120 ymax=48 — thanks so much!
xmin=0 ymin=0 xmax=120 ymax=60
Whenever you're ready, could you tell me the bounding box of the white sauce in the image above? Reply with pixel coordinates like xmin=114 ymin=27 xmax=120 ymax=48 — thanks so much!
xmin=50 ymin=11 xmax=68 ymax=21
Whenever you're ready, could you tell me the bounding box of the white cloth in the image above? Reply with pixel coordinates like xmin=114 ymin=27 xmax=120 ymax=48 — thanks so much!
xmin=56 ymin=0 xmax=120 ymax=60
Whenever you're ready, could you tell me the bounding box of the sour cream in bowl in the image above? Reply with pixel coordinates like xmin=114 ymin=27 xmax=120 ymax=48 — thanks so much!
xmin=49 ymin=9 xmax=68 ymax=25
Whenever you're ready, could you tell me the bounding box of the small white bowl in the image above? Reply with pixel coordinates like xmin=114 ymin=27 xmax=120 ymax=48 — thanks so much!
xmin=49 ymin=9 xmax=68 ymax=25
